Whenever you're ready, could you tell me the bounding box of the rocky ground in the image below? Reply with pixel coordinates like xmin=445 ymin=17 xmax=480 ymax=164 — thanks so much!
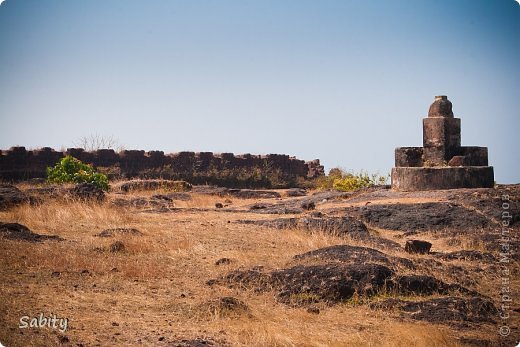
xmin=0 ymin=180 xmax=518 ymax=346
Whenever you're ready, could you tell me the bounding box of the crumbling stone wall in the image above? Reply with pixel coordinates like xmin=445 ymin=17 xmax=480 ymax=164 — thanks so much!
xmin=0 ymin=147 xmax=324 ymax=188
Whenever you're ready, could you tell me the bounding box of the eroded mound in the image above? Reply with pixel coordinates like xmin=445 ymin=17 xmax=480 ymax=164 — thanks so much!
xmin=239 ymin=216 xmax=369 ymax=237
xmin=345 ymin=202 xmax=494 ymax=231
xmin=293 ymin=244 xmax=413 ymax=268
xmin=209 ymin=244 xmax=480 ymax=308
xmin=370 ymin=297 xmax=498 ymax=324
xmin=0 ymin=184 xmax=31 ymax=209
xmin=0 ymin=222 xmax=62 ymax=242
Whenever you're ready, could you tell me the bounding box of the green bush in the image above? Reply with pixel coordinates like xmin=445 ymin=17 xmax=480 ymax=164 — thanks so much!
xmin=46 ymin=156 xmax=109 ymax=191
xmin=316 ymin=168 xmax=388 ymax=192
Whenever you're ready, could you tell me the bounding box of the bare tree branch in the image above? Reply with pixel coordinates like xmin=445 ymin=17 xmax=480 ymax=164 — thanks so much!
xmin=74 ymin=134 xmax=124 ymax=152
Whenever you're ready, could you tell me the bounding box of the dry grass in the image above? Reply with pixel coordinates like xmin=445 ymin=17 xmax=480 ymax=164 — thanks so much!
xmin=0 ymin=189 xmax=507 ymax=346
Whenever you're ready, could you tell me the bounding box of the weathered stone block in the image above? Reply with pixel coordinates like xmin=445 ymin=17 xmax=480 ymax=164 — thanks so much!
xmin=422 ymin=147 xmax=448 ymax=166
xmin=395 ymin=147 xmax=423 ymax=167
xmin=391 ymin=167 xmax=494 ymax=191
xmin=423 ymin=117 xmax=461 ymax=150
xmin=448 ymin=156 xmax=465 ymax=167
xmin=458 ymin=147 xmax=488 ymax=166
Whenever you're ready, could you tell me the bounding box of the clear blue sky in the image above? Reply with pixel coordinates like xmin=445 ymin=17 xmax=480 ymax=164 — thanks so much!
xmin=1 ymin=0 xmax=519 ymax=183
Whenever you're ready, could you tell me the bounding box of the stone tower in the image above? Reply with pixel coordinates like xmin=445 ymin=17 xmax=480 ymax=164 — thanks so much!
xmin=391 ymin=95 xmax=494 ymax=191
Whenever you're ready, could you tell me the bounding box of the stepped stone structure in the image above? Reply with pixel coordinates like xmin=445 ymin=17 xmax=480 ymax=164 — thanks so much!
xmin=392 ymin=95 xmax=494 ymax=191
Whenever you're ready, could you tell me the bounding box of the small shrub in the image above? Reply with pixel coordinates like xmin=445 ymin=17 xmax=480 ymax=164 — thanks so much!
xmin=46 ymin=156 xmax=109 ymax=191
xmin=316 ymin=168 xmax=389 ymax=192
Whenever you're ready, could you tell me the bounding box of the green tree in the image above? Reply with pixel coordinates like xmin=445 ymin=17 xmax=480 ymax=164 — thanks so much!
xmin=46 ymin=156 xmax=109 ymax=191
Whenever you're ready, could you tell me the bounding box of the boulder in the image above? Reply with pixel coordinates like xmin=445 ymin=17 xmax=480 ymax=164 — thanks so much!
xmin=68 ymin=183 xmax=105 ymax=202
xmin=405 ymin=240 xmax=432 ymax=254
xmin=0 ymin=184 xmax=30 ymax=210
xmin=273 ymin=264 xmax=393 ymax=304
xmin=345 ymin=202 xmax=493 ymax=231
xmin=0 ymin=222 xmax=62 ymax=242
xmin=109 ymin=241 xmax=125 ymax=253
xmin=294 ymin=245 xmax=414 ymax=269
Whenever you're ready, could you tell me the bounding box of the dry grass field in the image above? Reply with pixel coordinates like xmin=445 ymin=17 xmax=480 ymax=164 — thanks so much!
xmin=0 ymin=182 xmax=518 ymax=346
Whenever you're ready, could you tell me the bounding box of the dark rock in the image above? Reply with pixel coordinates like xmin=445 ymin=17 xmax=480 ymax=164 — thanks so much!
xmin=117 ymin=180 xmax=192 ymax=192
xmin=405 ymin=240 xmax=432 ymax=254
xmin=215 ymin=203 xmax=224 ymax=209
xmin=294 ymin=245 xmax=414 ymax=269
xmin=301 ymin=201 xmax=315 ymax=210
xmin=249 ymin=203 xmax=267 ymax=210
xmin=0 ymin=222 xmax=62 ymax=242
xmin=272 ymin=264 xmax=394 ymax=304
xmin=96 ymin=228 xmax=143 ymax=237
xmin=215 ymin=258 xmax=232 ymax=266
xmin=370 ymin=297 xmax=498 ymax=324
xmin=68 ymin=183 xmax=105 ymax=202
xmin=0 ymin=184 xmax=30 ymax=210
xmin=346 ymin=202 xmax=493 ymax=232
xmin=58 ymin=335 xmax=69 ymax=344
xmin=200 ymin=297 xmax=251 ymax=318
xmin=299 ymin=216 xmax=369 ymax=236
xmin=307 ymin=306 xmax=320 ymax=314
xmin=248 ymin=203 xmax=303 ymax=214
xmin=396 ymin=275 xmax=445 ymax=295
xmin=239 ymin=216 xmax=369 ymax=237
xmin=213 ymin=264 xmax=394 ymax=304
xmin=395 ymin=275 xmax=474 ymax=296
xmin=447 ymin=185 xmax=520 ymax=227
xmin=109 ymin=241 xmax=125 ymax=253
xmin=286 ymin=188 xmax=307 ymax=197
xmin=214 ymin=266 xmax=269 ymax=288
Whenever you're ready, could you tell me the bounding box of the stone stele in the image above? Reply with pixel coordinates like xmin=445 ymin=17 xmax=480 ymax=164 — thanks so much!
xmin=391 ymin=95 xmax=494 ymax=191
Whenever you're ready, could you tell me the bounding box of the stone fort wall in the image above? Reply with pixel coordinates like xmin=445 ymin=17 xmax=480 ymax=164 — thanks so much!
xmin=0 ymin=147 xmax=324 ymax=188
